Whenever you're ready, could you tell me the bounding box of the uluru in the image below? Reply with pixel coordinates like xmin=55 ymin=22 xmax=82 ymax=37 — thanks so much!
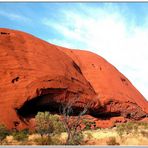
xmin=0 ymin=28 xmax=148 ymax=130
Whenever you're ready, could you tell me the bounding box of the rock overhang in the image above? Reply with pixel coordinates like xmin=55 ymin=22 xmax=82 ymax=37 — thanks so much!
xmin=0 ymin=28 xmax=147 ymax=130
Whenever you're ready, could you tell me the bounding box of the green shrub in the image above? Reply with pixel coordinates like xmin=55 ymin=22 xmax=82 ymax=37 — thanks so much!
xmin=35 ymin=112 xmax=54 ymax=136
xmin=48 ymin=114 xmax=65 ymax=134
xmin=82 ymin=119 xmax=95 ymax=130
xmin=35 ymin=112 xmax=65 ymax=136
xmin=12 ymin=129 xmax=29 ymax=141
xmin=116 ymin=122 xmax=139 ymax=137
xmin=35 ymin=112 xmax=84 ymax=145
xmin=106 ymin=137 xmax=119 ymax=145
xmin=0 ymin=124 xmax=10 ymax=142
xmin=137 ymin=122 xmax=148 ymax=129
xmin=34 ymin=112 xmax=67 ymax=145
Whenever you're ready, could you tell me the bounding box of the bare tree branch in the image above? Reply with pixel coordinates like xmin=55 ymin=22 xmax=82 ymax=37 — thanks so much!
xmin=60 ymin=94 xmax=95 ymax=145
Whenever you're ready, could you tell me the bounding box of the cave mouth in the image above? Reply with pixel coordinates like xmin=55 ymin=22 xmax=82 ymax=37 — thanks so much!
xmin=16 ymin=95 xmax=66 ymax=120
xmin=90 ymin=110 xmax=121 ymax=120
xmin=16 ymin=93 xmax=122 ymax=122
xmin=16 ymin=94 xmax=89 ymax=121
xmin=16 ymin=96 xmax=62 ymax=119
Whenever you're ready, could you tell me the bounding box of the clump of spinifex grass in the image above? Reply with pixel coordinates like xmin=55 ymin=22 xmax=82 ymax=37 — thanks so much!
xmin=116 ymin=121 xmax=148 ymax=137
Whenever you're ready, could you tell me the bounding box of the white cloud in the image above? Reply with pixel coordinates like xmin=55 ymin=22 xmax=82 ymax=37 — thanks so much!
xmin=43 ymin=4 xmax=148 ymax=100
xmin=0 ymin=10 xmax=30 ymax=22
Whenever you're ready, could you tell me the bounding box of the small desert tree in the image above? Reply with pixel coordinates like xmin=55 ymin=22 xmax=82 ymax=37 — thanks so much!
xmin=60 ymin=95 xmax=94 ymax=145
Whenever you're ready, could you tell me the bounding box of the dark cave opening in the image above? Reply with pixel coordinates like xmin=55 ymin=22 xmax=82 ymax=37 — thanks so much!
xmin=16 ymin=95 xmax=63 ymax=119
xmin=90 ymin=111 xmax=121 ymax=120
xmin=16 ymin=93 xmax=122 ymax=122
xmin=16 ymin=94 xmax=88 ymax=120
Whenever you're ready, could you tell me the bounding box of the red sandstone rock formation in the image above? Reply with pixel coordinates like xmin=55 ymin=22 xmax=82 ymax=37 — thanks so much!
xmin=59 ymin=47 xmax=148 ymax=119
xmin=0 ymin=28 xmax=96 ymax=130
xmin=0 ymin=28 xmax=147 ymax=130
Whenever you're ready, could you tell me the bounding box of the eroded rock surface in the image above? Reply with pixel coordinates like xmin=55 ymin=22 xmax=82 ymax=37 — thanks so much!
xmin=59 ymin=46 xmax=148 ymax=120
xmin=0 ymin=28 xmax=96 ymax=130
xmin=0 ymin=28 xmax=147 ymax=130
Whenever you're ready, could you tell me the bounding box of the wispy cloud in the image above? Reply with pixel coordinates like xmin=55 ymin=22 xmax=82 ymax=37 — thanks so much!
xmin=0 ymin=10 xmax=31 ymax=22
xmin=43 ymin=3 xmax=148 ymax=100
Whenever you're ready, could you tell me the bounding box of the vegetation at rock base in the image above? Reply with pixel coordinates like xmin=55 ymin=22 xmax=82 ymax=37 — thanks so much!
xmin=116 ymin=121 xmax=148 ymax=137
xmin=59 ymin=97 xmax=93 ymax=145
xmin=0 ymin=115 xmax=148 ymax=145
xmin=35 ymin=112 xmax=54 ymax=136
xmin=0 ymin=124 xmax=10 ymax=143
xmin=82 ymin=119 xmax=96 ymax=130
xmin=34 ymin=136 xmax=52 ymax=145
xmin=11 ymin=129 xmax=29 ymax=141
xmin=34 ymin=112 xmax=66 ymax=145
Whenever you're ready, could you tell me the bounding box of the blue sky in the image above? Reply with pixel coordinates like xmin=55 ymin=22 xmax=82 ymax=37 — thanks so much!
xmin=0 ymin=2 xmax=148 ymax=100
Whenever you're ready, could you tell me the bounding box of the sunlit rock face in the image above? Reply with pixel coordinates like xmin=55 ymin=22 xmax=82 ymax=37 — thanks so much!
xmin=60 ymin=47 xmax=148 ymax=118
xmin=0 ymin=28 xmax=147 ymax=130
